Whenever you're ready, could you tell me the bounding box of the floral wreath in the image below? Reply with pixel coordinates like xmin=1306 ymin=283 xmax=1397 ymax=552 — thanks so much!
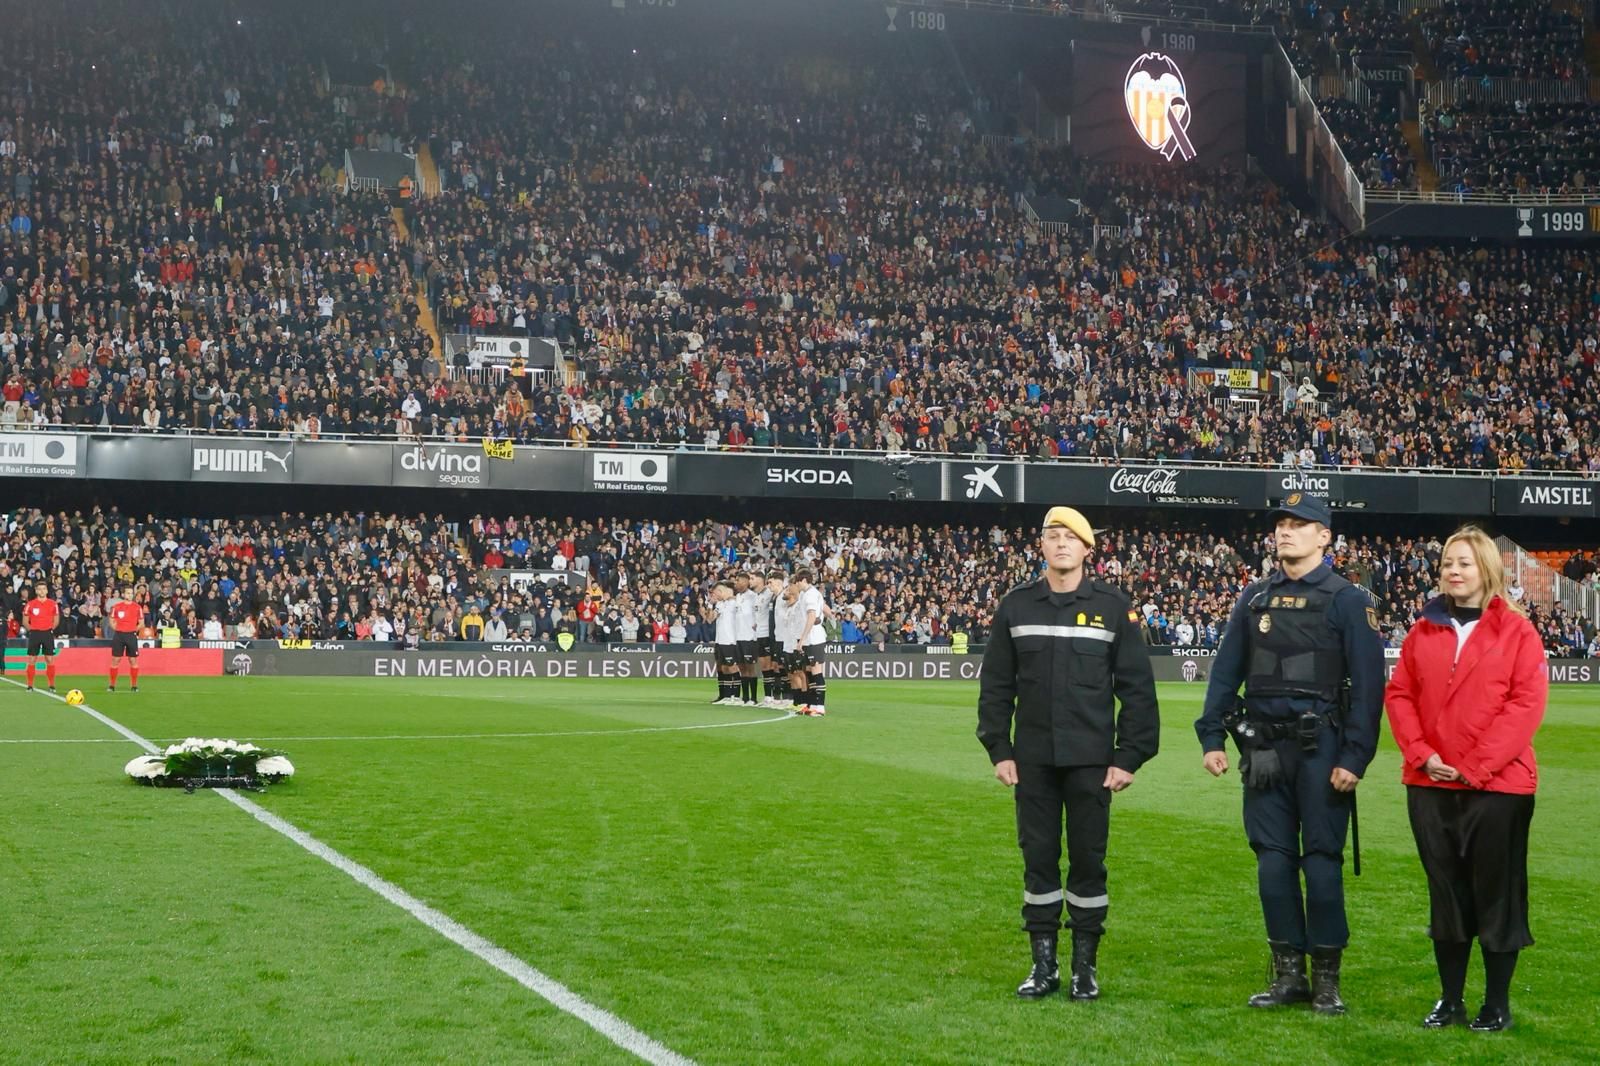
xmin=126 ymin=738 xmax=295 ymax=792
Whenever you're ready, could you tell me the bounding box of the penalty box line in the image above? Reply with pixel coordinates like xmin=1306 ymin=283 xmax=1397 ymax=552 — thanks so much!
xmin=0 ymin=677 xmax=697 ymax=1066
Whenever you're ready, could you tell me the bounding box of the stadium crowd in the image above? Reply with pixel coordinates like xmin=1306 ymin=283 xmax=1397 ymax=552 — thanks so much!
xmin=0 ymin=2 xmax=1598 ymax=474
xmin=4 ymin=505 xmax=1598 ymax=658
xmin=1316 ymin=97 xmax=1415 ymax=189
xmin=1418 ymin=0 xmax=1587 ymax=82
xmin=1424 ymin=100 xmax=1600 ymax=197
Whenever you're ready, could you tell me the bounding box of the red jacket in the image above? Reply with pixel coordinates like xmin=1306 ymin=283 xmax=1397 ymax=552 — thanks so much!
xmin=1385 ymin=595 xmax=1545 ymax=794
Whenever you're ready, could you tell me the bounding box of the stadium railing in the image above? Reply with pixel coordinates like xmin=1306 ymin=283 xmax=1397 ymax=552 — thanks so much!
xmin=1365 ymin=187 xmax=1600 ymax=205
xmin=870 ymin=0 xmax=1277 ymax=35
xmin=1423 ymin=76 xmax=1587 ymax=107
xmin=4 ymin=423 xmax=1593 ymax=479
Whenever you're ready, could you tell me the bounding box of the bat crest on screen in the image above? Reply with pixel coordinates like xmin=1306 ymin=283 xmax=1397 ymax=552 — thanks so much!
xmin=1124 ymin=52 xmax=1197 ymax=161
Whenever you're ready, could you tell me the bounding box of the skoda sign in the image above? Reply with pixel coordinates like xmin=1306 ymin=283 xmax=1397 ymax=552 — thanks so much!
xmin=764 ymin=460 xmax=857 ymax=497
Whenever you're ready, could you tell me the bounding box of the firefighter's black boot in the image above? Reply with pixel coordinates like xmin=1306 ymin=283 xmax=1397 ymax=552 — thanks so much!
xmin=1069 ymin=931 xmax=1100 ymax=1001
xmin=1016 ymin=933 xmax=1060 ymax=999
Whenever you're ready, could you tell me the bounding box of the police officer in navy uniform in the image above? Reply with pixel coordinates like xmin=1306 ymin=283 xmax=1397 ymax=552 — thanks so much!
xmin=1195 ymin=493 xmax=1384 ymax=1015
xmin=979 ymin=506 xmax=1160 ymax=1002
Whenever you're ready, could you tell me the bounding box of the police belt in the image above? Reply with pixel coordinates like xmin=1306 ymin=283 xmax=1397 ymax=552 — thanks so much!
xmin=1244 ymin=709 xmax=1338 ymax=742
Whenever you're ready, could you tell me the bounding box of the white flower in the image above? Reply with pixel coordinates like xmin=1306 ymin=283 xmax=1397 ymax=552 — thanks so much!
xmin=125 ymin=755 xmax=169 ymax=779
xmin=255 ymin=756 xmax=295 ymax=778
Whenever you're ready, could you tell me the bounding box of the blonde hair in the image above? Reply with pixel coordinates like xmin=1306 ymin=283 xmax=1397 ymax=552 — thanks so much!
xmin=1441 ymin=525 xmax=1525 ymax=616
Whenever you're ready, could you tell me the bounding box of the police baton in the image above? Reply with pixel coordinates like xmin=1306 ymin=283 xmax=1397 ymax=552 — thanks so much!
xmin=1338 ymin=680 xmax=1359 ymax=876
xmin=1349 ymin=791 xmax=1361 ymax=877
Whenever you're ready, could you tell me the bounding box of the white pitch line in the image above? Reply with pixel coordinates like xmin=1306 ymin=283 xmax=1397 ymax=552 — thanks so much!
xmin=241 ymin=711 xmax=796 ymax=742
xmin=0 ymin=677 xmax=698 ymax=1066
xmin=0 ymin=711 xmax=797 ymax=744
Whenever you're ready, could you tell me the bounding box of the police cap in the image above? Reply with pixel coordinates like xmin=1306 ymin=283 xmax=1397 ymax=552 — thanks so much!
xmin=1272 ymin=492 xmax=1333 ymax=527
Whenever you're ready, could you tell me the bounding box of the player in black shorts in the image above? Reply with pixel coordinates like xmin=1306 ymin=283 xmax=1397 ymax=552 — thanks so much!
xmin=710 ymin=581 xmax=742 ymax=704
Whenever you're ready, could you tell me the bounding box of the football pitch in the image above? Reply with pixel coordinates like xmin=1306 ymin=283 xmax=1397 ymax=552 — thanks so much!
xmin=2 ymin=675 xmax=1595 ymax=1065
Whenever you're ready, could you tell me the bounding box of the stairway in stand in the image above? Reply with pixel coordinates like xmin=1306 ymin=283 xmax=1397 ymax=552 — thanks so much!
xmin=388 ymin=206 xmax=442 ymax=361
xmin=1400 ymin=120 xmax=1440 ymax=192
xmin=1587 ymin=29 xmax=1600 ymax=101
xmin=416 ymin=143 xmax=442 ymax=196
xmin=413 ymin=279 xmax=442 ymax=363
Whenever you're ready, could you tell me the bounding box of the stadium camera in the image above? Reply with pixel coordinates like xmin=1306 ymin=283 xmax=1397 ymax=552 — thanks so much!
xmin=876 ymin=451 xmax=919 ymax=500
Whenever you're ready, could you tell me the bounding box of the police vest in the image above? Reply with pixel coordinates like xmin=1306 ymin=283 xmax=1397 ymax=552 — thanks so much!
xmin=1244 ymin=577 xmax=1348 ymax=701
xmin=951 ymin=631 xmax=969 ymax=655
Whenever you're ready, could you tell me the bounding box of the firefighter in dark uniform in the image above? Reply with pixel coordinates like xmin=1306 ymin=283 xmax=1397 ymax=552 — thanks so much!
xmin=978 ymin=507 xmax=1160 ymax=1002
xmin=1195 ymin=493 xmax=1384 ymax=1015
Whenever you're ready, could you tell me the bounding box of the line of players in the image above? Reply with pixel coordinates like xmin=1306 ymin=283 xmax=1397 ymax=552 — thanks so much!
xmin=3 ymin=581 xmax=146 ymax=693
xmin=710 ymin=568 xmax=830 ymax=717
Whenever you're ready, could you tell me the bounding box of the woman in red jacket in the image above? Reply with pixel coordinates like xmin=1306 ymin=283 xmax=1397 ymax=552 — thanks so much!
xmin=1385 ymin=526 xmax=1545 ymax=1034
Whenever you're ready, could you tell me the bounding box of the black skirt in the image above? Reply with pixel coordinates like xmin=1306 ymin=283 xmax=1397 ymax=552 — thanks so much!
xmin=1406 ymin=785 xmax=1535 ymax=952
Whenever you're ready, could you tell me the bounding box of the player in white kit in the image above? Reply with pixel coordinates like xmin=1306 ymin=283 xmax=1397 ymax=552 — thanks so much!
xmin=758 ymin=569 xmax=788 ymax=707
xmin=710 ymin=581 xmax=742 ymax=704
xmin=794 ymin=568 xmax=830 ymax=717
xmin=733 ymin=571 xmax=762 ymax=705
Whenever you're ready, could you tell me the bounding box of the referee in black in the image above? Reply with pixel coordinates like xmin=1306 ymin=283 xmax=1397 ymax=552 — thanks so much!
xmin=978 ymin=506 xmax=1160 ymax=1002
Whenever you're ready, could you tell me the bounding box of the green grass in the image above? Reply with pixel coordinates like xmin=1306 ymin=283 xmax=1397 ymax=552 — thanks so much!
xmin=2 ymin=675 xmax=1595 ymax=1065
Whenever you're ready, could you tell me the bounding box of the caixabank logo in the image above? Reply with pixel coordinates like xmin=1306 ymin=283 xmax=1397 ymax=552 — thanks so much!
xmin=1124 ymin=53 xmax=1196 ymax=162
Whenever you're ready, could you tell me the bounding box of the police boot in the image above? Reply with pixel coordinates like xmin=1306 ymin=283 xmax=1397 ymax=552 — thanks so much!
xmin=1310 ymin=947 xmax=1348 ymax=1016
xmin=1015 ymin=933 xmax=1060 ymax=999
xmin=1247 ymin=942 xmax=1311 ymax=1008
xmin=1069 ymin=931 xmax=1100 ymax=1001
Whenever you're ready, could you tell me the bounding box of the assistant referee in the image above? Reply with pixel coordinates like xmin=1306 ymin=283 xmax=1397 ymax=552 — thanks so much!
xmin=23 ymin=581 xmax=61 ymax=693
xmin=977 ymin=507 xmax=1160 ymax=1002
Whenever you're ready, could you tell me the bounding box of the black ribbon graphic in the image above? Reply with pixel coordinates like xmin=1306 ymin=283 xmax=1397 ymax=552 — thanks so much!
xmin=1161 ymin=96 xmax=1196 ymax=161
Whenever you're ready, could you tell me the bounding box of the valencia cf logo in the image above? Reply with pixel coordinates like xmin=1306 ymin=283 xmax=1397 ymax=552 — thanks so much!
xmin=1124 ymin=52 xmax=1197 ymax=162
xmin=1286 ymin=492 xmax=1303 ymax=506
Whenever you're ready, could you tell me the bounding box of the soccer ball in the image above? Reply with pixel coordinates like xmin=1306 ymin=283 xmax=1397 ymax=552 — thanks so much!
xmin=64 ymin=689 xmax=85 ymax=706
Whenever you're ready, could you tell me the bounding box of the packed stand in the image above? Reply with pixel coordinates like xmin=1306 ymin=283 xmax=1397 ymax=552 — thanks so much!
xmin=1425 ymin=100 xmax=1600 ymax=195
xmin=1320 ymin=0 xmax=1410 ymax=70
xmin=397 ymin=13 xmax=1600 ymax=473
xmin=4 ymin=506 xmax=1597 ymax=657
xmin=1420 ymin=0 xmax=1587 ymax=81
xmin=1317 ymin=97 xmax=1415 ymax=188
xmin=0 ymin=0 xmax=437 ymax=438
xmin=3 ymin=2 xmax=1600 ymax=473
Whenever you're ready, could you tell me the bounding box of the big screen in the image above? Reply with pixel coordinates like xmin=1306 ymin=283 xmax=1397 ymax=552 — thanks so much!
xmin=1070 ymin=39 xmax=1247 ymax=165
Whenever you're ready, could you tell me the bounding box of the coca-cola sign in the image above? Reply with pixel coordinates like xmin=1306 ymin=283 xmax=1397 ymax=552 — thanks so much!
xmin=1109 ymin=468 xmax=1181 ymax=496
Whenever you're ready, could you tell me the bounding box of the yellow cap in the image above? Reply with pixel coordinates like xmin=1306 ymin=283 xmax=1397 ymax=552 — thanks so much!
xmin=1041 ymin=506 xmax=1095 ymax=548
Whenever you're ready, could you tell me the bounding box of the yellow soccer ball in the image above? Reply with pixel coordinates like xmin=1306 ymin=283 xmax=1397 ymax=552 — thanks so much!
xmin=65 ymin=689 xmax=86 ymax=706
